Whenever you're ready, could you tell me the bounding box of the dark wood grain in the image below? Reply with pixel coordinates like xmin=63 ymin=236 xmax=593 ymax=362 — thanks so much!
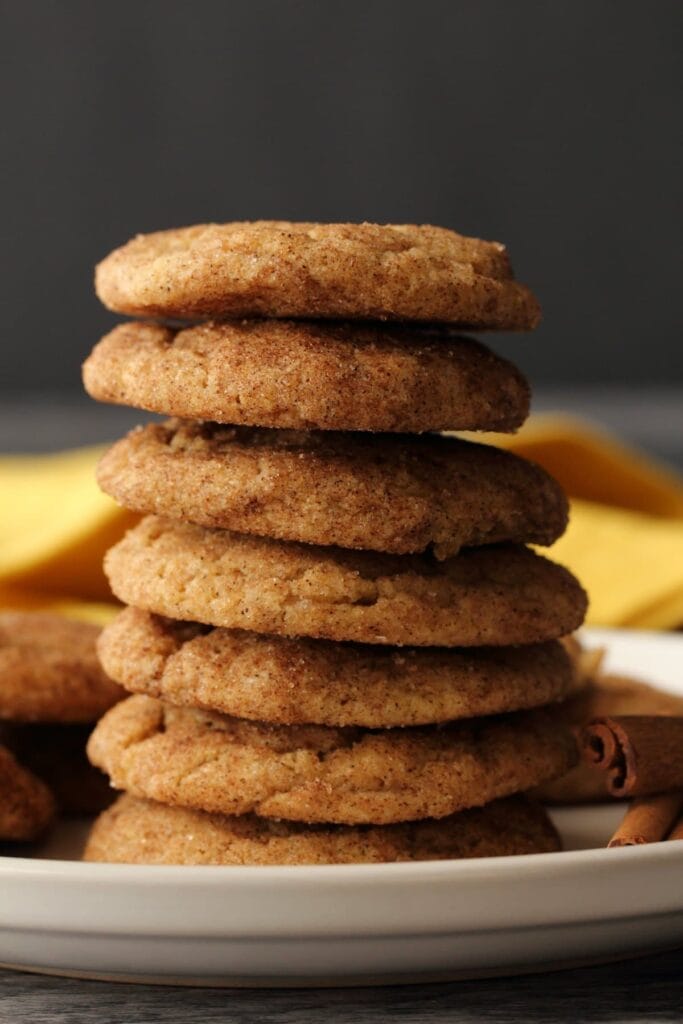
xmin=1 ymin=949 xmax=682 ymax=1024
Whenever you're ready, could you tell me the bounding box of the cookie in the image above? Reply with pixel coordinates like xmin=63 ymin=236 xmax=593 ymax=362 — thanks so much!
xmin=2 ymin=723 xmax=113 ymax=815
xmin=94 ymin=221 xmax=541 ymax=329
xmin=99 ymin=608 xmax=578 ymax=728
xmin=105 ymin=518 xmax=588 ymax=647
xmin=87 ymin=695 xmax=576 ymax=824
xmin=84 ymin=793 xmax=560 ymax=865
xmin=97 ymin=421 xmax=567 ymax=558
xmin=537 ymin=674 xmax=683 ymax=804
xmin=0 ymin=744 xmax=55 ymax=841
xmin=0 ymin=611 xmax=124 ymax=723
xmin=82 ymin=321 xmax=530 ymax=434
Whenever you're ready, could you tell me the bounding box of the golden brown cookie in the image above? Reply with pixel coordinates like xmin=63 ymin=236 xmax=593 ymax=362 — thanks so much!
xmin=536 ymin=673 xmax=683 ymax=803
xmin=105 ymin=518 xmax=587 ymax=647
xmin=97 ymin=421 xmax=567 ymax=558
xmin=0 ymin=611 xmax=124 ymax=723
xmin=82 ymin=321 xmax=530 ymax=434
xmin=84 ymin=793 xmax=560 ymax=865
xmin=1 ymin=723 xmax=113 ymax=815
xmin=0 ymin=744 xmax=55 ymax=841
xmin=87 ymin=695 xmax=576 ymax=825
xmin=99 ymin=608 xmax=579 ymax=728
xmin=94 ymin=221 xmax=541 ymax=329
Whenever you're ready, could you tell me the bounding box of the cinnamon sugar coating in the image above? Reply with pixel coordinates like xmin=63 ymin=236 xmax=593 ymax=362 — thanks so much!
xmin=82 ymin=321 xmax=530 ymax=434
xmin=95 ymin=221 xmax=540 ymax=329
xmin=97 ymin=421 xmax=567 ymax=557
xmin=86 ymin=695 xmax=576 ymax=825
xmin=0 ymin=612 xmax=124 ymax=723
xmin=99 ymin=608 xmax=578 ymax=728
xmin=104 ymin=518 xmax=587 ymax=647
xmin=84 ymin=793 xmax=560 ymax=865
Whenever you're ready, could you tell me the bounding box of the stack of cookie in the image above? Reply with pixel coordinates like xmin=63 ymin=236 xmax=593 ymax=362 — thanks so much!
xmin=0 ymin=612 xmax=123 ymax=843
xmin=82 ymin=222 xmax=586 ymax=865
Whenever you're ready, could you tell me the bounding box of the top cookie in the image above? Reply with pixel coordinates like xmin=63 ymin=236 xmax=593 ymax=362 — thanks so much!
xmin=95 ymin=221 xmax=541 ymax=329
xmin=0 ymin=612 xmax=124 ymax=723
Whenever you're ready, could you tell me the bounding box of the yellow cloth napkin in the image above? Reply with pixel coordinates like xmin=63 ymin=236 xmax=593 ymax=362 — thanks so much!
xmin=0 ymin=447 xmax=136 ymax=624
xmin=1 ymin=416 xmax=682 ymax=629
xmin=474 ymin=416 xmax=683 ymax=629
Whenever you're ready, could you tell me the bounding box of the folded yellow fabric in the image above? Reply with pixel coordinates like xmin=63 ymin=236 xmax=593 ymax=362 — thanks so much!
xmin=1 ymin=416 xmax=682 ymax=629
xmin=485 ymin=415 xmax=683 ymax=519
xmin=481 ymin=416 xmax=683 ymax=630
xmin=0 ymin=446 xmax=136 ymax=623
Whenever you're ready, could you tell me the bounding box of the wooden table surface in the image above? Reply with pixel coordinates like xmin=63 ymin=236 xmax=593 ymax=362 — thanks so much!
xmin=1 ymin=391 xmax=682 ymax=1022
xmin=1 ymin=950 xmax=682 ymax=1023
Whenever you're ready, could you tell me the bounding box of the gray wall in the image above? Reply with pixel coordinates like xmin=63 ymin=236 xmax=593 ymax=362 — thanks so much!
xmin=1 ymin=0 xmax=681 ymax=394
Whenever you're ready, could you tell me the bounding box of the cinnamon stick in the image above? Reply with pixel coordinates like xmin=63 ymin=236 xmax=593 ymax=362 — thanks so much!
xmin=581 ymin=715 xmax=683 ymax=798
xmin=608 ymin=793 xmax=683 ymax=846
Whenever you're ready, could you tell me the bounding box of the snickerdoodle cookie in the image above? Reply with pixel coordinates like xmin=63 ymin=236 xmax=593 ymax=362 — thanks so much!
xmin=87 ymin=695 xmax=576 ymax=824
xmin=105 ymin=518 xmax=587 ymax=647
xmin=94 ymin=221 xmax=541 ymax=329
xmin=83 ymin=793 xmax=560 ymax=865
xmin=0 ymin=612 xmax=124 ymax=723
xmin=537 ymin=673 xmax=683 ymax=804
xmin=1 ymin=723 xmax=113 ymax=815
xmin=97 ymin=421 xmax=567 ymax=557
xmin=99 ymin=609 xmax=579 ymax=728
xmin=0 ymin=744 xmax=55 ymax=841
xmin=82 ymin=321 xmax=530 ymax=434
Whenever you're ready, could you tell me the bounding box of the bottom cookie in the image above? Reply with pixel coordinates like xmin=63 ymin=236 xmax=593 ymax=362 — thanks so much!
xmin=0 ymin=744 xmax=55 ymax=841
xmin=83 ymin=793 xmax=560 ymax=865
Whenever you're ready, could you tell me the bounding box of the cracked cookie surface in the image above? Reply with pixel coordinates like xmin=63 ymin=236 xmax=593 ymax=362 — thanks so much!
xmin=99 ymin=608 xmax=579 ymax=728
xmin=97 ymin=421 xmax=566 ymax=557
xmin=84 ymin=793 xmax=560 ymax=865
xmin=104 ymin=518 xmax=587 ymax=647
xmin=94 ymin=221 xmax=540 ymax=329
xmin=0 ymin=612 xmax=124 ymax=723
xmin=86 ymin=695 xmax=576 ymax=824
xmin=82 ymin=321 xmax=530 ymax=434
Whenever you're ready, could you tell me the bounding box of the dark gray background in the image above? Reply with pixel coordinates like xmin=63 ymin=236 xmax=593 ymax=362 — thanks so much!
xmin=1 ymin=0 xmax=681 ymax=397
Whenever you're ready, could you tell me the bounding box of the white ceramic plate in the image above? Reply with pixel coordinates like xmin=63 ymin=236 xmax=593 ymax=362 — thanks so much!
xmin=1 ymin=627 xmax=682 ymax=986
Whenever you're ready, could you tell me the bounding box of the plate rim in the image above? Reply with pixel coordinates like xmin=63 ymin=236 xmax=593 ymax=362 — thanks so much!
xmin=1 ymin=625 xmax=682 ymax=943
